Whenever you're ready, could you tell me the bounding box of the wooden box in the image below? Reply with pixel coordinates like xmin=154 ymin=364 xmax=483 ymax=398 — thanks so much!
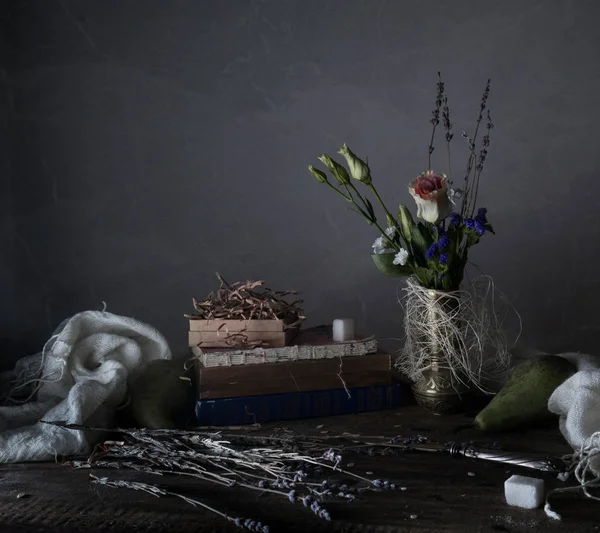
xmin=188 ymin=319 xmax=298 ymax=348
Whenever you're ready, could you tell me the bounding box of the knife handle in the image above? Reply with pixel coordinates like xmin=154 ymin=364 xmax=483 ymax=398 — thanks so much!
xmin=446 ymin=442 xmax=565 ymax=474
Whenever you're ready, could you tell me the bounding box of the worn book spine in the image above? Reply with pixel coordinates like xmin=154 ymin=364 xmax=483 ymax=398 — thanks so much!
xmin=194 ymin=383 xmax=408 ymax=426
xmin=196 ymin=352 xmax=392 ymax=399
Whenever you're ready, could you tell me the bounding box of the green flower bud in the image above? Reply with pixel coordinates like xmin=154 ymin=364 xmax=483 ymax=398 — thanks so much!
xmin=398 ymin=204 xmax=415 ymax=244
xmin=386 ymin=214 xmax=396 ymax=228
xmin=318 ymin=154 xmax=350 ymax=185
xmin=337 ymin=144 xmax=371 ymax=185
xmin=308 ymin=165 xmax=327 ymax=183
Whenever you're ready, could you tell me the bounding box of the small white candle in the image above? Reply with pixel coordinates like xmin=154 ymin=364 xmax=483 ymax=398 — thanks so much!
xmin=332 ymin=318 xmax=355 ymax=342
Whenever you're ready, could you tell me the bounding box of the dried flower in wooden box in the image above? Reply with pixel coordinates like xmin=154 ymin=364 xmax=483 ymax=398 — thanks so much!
xmin=185 ymin=273 xmax=305 ymax=348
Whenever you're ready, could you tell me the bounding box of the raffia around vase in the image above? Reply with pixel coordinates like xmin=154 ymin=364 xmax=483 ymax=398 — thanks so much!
xmin=397 ymin=276 xmax=514 ymax=413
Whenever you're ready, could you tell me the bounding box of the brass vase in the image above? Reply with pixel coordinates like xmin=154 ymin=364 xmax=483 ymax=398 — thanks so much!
xmin=409 ymin=287 xmax=471 ymax=415
xmin=411 ymin=357 xmax=471 ymax=414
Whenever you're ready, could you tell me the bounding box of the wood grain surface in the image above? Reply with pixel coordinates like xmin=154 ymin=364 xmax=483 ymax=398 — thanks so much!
xmin=0 ymin=406 xmax=597 ymax=533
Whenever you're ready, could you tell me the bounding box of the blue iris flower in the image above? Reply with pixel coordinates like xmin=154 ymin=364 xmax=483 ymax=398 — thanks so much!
xmin=475 ymin=220 xmax=486 ymax=235
xmin=439 ymin=254 xmax=449 ymax=265
xmin=465 ymin=218 xmax=475 ymax=229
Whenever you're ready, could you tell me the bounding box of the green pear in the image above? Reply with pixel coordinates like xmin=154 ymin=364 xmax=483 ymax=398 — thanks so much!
xmin=126 ymin=359 xmax=195 ymax=429
xmin=474 ymin=355 xmax=576 ymax=432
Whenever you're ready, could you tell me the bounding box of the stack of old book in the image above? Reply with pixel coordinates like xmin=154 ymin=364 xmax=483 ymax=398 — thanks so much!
xmin=191 ymin=324 xmax=408 ymax=426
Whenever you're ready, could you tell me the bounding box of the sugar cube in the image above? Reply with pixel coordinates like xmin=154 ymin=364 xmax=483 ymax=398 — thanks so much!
xmin=504 ymin=475 xmax=545 ymax=509
xmin=332 ymin=318 xmax=354 ymax=342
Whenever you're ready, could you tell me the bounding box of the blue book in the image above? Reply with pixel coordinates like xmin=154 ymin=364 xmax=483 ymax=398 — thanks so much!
xmin=195 ymin=383 xmax=409 ymax=426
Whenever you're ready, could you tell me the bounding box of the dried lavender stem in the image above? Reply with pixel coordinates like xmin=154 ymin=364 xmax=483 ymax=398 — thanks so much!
xmin=162 ymin=468 xmax=295 ymax=498
xmin=85 ymin=448 xmax=303 ymax=499
xmin=299 ymin=457 xmax=374 ymax=484
xmin=461 ymin=79 xmax=491 ymax=216
xmin=428 ymin=73 xmax=444 ymax=170
xmin=460 ymin=132 xmax=477 ymax=218
xmin=209 ymin=456 xmax=285 ymax=483
xmin=442 ymin=92 xmax=453 ymax=182
xmin=215 ymin=466 xmax=321 ymax=489
xmin=471 ymin=82 xmax=490 ymax=144
xmin=470 ymin=169 xmax=481 ymax=217
xmin=91 ymin=475 xmax=228 ymax=519
xmin=464 ymin=161 xmax=477 ymax=217
xmin=428 ymin=131 xmax=436 ymax=170
xmin=469 ymin=110 xmax=493 ymax=217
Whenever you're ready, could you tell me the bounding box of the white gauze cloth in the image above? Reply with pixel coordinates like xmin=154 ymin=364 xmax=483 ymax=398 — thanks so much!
xmin=0 ymin=310 xmax=171 ymax=463
xmin=548 ymin=352 xmax=600 ymax=476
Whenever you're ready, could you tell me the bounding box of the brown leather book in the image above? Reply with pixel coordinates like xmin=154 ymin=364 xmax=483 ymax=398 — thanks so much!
xmin=196 ymin=352 xmax=392 ymax=399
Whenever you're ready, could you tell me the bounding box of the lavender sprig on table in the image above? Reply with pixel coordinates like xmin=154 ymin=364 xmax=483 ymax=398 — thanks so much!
xmin=62 ymin=425 xmax=404 ymax=528
xmin=90 ymin=475 xmax=270 ymax=532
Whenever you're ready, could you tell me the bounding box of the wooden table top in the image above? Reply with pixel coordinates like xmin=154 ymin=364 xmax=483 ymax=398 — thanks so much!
xmin=0 ymin=405 xmax=597 ymax=533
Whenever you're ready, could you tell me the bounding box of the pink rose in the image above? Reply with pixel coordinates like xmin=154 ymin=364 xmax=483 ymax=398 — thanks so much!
xmin=408 ymin=171 xmax=453 ymax=224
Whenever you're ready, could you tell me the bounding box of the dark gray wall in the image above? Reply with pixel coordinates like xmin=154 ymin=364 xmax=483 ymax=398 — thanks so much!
xmin=1 ymin=3 xmax=16 ymax=360
xmin=4 ymin=0 xmax=600 ymax=362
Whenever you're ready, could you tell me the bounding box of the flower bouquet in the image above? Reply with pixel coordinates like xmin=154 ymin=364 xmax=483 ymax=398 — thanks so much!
xmin=307 ymin=74 xmax=510 ymax=413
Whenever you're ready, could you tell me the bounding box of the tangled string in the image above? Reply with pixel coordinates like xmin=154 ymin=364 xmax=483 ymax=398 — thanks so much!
xmin=545 ymin=431 xmax=600 ymax=520
xmin=397 ymin=275 xmax=519 ymax=393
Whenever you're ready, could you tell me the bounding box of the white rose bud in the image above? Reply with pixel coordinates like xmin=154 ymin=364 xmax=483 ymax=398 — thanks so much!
xmin=408 ymin=171 xmax=453 ymax=224
xmin=338 ymin=144 xmax=371 ymax=185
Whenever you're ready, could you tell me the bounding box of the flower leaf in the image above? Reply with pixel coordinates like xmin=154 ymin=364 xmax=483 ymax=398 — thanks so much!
xmin=397 ymin=204 xmax=415 ymax=245
xmin=364 ymin=197 xmax=376 ymax=221
xmin=410 ymin=222 xmax=434 ymax=261
xmin=413 ymin=267 xmax=435 ymax=288
xmin=350 ymin=206 xmax=374 ymax=224
xmin=371 ymin=254 xmax=411 ymax=277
